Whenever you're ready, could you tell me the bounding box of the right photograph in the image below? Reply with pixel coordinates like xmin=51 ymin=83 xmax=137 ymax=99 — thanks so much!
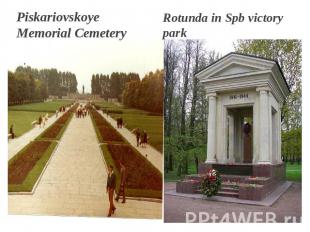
xmin=164 ymin=39 xmax=302 ymax=223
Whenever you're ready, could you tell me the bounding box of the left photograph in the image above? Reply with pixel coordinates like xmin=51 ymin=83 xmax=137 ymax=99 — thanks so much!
xmin=8 ymin=40 xmax=163 ymax=219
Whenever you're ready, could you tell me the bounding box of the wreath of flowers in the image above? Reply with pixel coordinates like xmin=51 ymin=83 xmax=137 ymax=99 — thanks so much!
xmin=200 ymin=169 xmax=221 ymax=197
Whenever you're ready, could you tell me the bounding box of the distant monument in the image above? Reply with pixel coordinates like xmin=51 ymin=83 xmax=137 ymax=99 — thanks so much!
xmin=82 ymin=85 xmax=85 ymax=95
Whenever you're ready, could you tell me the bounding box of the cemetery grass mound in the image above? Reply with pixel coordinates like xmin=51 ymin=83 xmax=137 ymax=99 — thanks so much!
xmin=8 ymin=141 xmax=57 ymax=192
xmin=90 ymin=104 xmax=162 ymax=198
xmin=38 ymin=124 xmax=66 ymax=140
xmin=101 ymin=144 xmax=162 ymax=199
xmin=95 ymin=101 xmax=163 ymax=152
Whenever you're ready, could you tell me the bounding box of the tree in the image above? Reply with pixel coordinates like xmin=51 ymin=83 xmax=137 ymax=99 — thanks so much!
xmin=8 ymin=66 xmax=77 ymax=105
xmin=180 ymin=40 xmax=193 ymax=135
xmin=164 ymin=39 xmax=221 ymax=176
xmin=122 ymin=70 xmax=163 ymax=113
xmin=164 ymin=40 xmax=180 ymax=171
xmin=234 ymin=39 xmax=302 ymax=131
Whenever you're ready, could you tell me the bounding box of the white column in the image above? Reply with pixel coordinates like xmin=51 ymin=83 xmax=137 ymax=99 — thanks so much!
xmin=257 ymin=87 xmax=271 ymax=164
xmin=278 ymin=108 xmax=282 ymax=163
xmin=206 ymin=93 xmax=217 ymax=163
xmin=228 ymin=114 xmax=235 ymax=163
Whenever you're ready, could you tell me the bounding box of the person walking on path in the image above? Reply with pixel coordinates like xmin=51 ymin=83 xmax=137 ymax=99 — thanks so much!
xmin=142 ymin=130 xmax=148 ymax=148
xmin=38 ymin=115 xmax=43 ymax=128
xmin=115 ymin=162 xmax=126 ymax=203
xmin=116 ymin=118 xmax=120 ymax=128
xmin=106 ymin=165 xmax=116 ymax=217
xmin=42 ymin=114 xmax=48 ymax=128
xmin=136 ymin=130 xmax=140 ymax=147
xmin=9 ymin=124 xmax=15 ymax=139
xmin=120 ymin=117 xmax=123 ymax=128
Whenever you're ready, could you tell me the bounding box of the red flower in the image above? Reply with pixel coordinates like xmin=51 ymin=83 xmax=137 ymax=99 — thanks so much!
xmin=207 ymin=169 xmax=217 ymax=182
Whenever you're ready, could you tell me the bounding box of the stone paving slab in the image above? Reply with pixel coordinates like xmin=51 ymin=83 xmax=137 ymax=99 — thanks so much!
xmin=99 ymin=111 xmax=163 ymax=173
xmin=8 ymin=112 xmax=65 ymax=160
xmin=165 ymin=181 xmax=292 ymax=207
xmin=9 ymin=110 xmax=162 ymax=219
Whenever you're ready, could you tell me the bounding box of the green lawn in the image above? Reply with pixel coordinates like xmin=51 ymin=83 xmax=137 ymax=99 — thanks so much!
xmin=8 ymin=111 xmax=47 ymax=137
xmin=286 ymin=163 xmax=302 ymax=182
xmin=95 ymin=101 xmax=163 ymax=152
xmin=9 ymin=100 xmax=73 ymax=112
xmin=8 ymin=100 xmax=73 ymax=137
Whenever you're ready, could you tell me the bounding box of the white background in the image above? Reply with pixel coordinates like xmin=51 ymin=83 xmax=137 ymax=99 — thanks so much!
xmin=0 ymin=0 xmax=308 ymax=230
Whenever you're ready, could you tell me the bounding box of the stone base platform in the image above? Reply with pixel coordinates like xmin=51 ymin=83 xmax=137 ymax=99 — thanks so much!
xmin=170 ymin=181 xmax=292 ymax=207
xmin=176 ymin=163 xmax=286 ymax=201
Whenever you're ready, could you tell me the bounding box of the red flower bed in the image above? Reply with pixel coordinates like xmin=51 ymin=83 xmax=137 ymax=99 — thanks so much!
xmin=40 ymin=124 xmax=63 ymax=139
xmin=98 ymin=126 xmax=124 ymax=142
xmin=90 ymin=108 xmax=124 ymax=142
xmin=8 ymin=141 xmax=52 ymax=184
xmin=107 ymin=144 xmax=162 ymax=191
xmin=39 ymin=103 xmax=78 ymax=139
xmin=55 ymin=103 xmax=78 ymax=124
xmin=90 ymin=109 xmax=107 ymax=125
xmin=55 ymin=111 xmax=72 ymax=124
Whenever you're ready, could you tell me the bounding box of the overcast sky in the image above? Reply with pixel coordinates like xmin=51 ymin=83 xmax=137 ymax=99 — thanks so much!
xmin=7 ymin=38 xmax=235 ymax=94
xmin=7 ymin=38 xmax=164 ymax=93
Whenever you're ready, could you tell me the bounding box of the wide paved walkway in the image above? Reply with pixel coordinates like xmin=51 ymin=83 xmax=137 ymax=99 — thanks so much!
xmin=164 ymin=182 xmax=301 ymax=222
xmin=99 ymin=111 xmax=163 ymax=173
xmin=8 ymin=112 xmax=64 ymax=160
xmin=9 ymin=113 xmax=161 ymax=219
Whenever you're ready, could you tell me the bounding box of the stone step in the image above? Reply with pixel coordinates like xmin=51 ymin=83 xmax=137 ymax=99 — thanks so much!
xmin=221 ymin=174 xmax=249 ymax=183
xmin=221 ymin=181 xmax=240 ymax=187
xmin=217 ymin=190 xmax=239 ymax=198
xmin=220 ymin=186 xmax=239 ymax=193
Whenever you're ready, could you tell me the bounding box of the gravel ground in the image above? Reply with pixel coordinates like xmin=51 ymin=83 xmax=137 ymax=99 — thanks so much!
xmin=164 ymin=182 xmax=301 ymax=223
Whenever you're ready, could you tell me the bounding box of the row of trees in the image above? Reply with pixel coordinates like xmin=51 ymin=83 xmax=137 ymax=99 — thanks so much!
xmin=164 ymin=39 xmax=302 ymax=176
xmin=91 ymin=72 xmax=140 ymax=101
xmin=122 ymin=70 xmax=163 ymax=113
xmin=164 ymin=40 xmax=220 ymax=175
xmin=282 ymin=128 xmax=302 ymax=164
xmin=8 ymin=71 xmax=48 ymax=104
xmin=8 ymin=66 xmax=78 ymax=104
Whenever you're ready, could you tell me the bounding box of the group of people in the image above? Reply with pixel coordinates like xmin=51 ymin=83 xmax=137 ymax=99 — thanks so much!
xmin=59 ymin=106 xmax=66 ymax=113
xmin=38 ymin=113 xmax=49 ymax=128
xmin=134 ymin=129 xmax=148 ymax=148
xmin=76 ymin=104 xmax=89 ymax=118
xmin=106 ymin=162 xmax=127 ymax=217
xmin=55 ymin=105 xmax=69 ymax=118
xmin=116 ymin=117 xmax=123 ymax=128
